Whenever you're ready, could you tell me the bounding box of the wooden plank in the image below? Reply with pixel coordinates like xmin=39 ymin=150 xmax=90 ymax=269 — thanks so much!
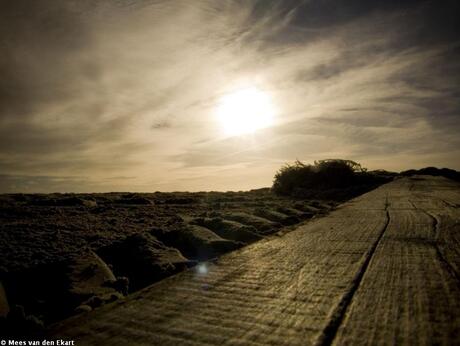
xmin=48 ymin=176 xmax=460 ymax=345
xmin=333 ymin=177 xmax=460 ymax=345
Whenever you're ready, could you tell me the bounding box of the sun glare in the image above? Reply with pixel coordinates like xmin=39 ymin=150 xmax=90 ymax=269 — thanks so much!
xmin=216 ymin=87 xmax=275 ymax=136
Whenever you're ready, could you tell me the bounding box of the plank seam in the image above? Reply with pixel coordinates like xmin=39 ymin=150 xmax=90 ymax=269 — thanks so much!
xmin=409 ymin=200 xmax=460 ymax=284
xmin=424 ymin=210 xmax=460 ymax=284
xmin=314 ymin=198 xmax=391 ymax=346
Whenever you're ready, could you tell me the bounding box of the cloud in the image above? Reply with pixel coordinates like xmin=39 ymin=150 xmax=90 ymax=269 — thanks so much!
xmin=1 ymin=0 xmax=459 ymax=192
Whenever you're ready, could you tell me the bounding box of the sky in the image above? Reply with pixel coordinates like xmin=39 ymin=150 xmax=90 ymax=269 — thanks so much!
xmin=1 ymin=0 xmax=459 ymax=192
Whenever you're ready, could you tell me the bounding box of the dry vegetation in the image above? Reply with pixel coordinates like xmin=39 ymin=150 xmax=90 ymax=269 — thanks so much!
xmin=272 ymin=159 xmax=395 ymax=199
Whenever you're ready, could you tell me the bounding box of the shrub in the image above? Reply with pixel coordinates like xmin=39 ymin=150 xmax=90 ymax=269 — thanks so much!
xmin=272 ymin=159 xmax=392 ymax=199
xmin=400 ymin=167 xmax=460 ymax=182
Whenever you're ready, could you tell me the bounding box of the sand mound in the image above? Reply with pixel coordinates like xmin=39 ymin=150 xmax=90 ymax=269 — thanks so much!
xmin=1 ymin=250 xmax=125 ymax=335
xmin=66 ymin=251 xmax=123 ymax=309
xmin=155 ymin=225 xmax=241 ymax=261
xmin=97 ymin=233 xmax=191 ymax=292
xmin=220 ymin=212 xmax=282 ymax=234
xmin=4 ymin=261 xmax=72 ymax=326
xmin=191 ymin=217 xmax=262 ymax=244
xmin=275 ymin=206 xmax=312 ymax=218
xmin=253 ymin=208 xmax=299 ymax=226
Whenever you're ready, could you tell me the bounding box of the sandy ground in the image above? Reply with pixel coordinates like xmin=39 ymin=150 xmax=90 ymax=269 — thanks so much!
xmin=0 ymin=189 xmax=336 ymax=334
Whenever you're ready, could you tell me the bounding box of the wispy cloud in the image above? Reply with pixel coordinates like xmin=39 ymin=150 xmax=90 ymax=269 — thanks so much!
xmin=1 ymin=0 xmax=459 ymax=192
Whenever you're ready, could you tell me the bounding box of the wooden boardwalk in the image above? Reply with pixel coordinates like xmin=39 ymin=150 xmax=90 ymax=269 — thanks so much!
xmin=49 ymin=176 xmax=460 ymax=345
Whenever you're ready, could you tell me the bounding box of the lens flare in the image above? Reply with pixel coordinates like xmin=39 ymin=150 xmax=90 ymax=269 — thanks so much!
xmin=196 ymin=263 xmax=208 ymax=274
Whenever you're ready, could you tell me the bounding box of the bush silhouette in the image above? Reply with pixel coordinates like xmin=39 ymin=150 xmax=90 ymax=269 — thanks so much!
xmin=400 ymin=167 xmax=460 ymax=182
xmin=272 ymin=159 xmax=392 ymax=199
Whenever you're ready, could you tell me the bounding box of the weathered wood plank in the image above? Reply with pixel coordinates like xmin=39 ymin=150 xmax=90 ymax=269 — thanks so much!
xmin=48 ymin=176 xmax=460 ymax=345
xmin=333 ymin=177 xmax=460 ymax=346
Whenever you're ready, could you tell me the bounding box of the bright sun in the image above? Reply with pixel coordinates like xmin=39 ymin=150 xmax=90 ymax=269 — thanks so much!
xmin=216 ymin=87 xmax=275 ymax=136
